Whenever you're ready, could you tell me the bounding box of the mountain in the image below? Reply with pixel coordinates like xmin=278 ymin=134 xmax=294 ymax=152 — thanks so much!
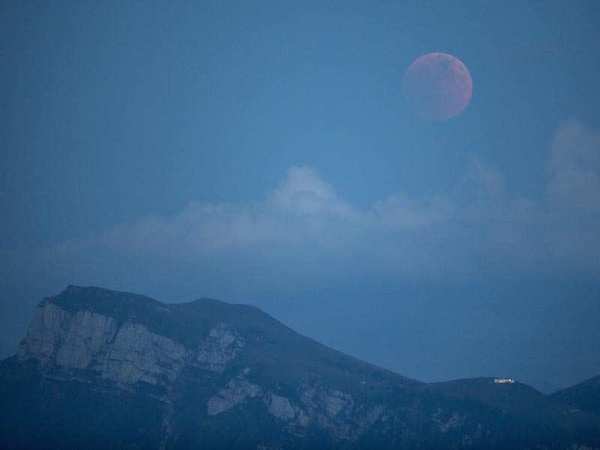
xmin=0 ymin=286 xmax=599 ymax=450
xmin=552 ymin=375 xmax=600 ymax=416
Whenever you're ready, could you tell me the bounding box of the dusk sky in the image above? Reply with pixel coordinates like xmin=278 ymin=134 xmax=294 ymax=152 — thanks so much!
xmin=2 ymin=1 xmax=600 ymax=393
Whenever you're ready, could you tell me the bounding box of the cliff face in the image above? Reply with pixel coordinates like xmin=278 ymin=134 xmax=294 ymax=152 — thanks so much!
xmin=2 ymin=286 xmax=600 ymax=450
xmin=18 ymin=300 xmax=224 ymax=387
xmin=12 ymin=287 xmax=404 ymax=446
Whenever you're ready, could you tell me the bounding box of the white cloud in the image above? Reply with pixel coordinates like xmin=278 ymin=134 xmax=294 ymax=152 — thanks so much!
xmin=268 ymin=166 xmax=355 ymax=217
xmin=28 ymin=121 xmax=600 ymax=293
xmin=372 ymin=194 xmax=453 ymax=229
xmin=548 ymin=119 xmax=600 ymax=212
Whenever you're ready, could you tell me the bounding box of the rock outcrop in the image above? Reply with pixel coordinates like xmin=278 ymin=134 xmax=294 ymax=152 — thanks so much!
xmin=20 ymin=302 xmax=207 ymax=388
xmin=207 ymin=374 xmax=263 ymax=416
xmin=196 ymin=323 xmax=245 ymax=373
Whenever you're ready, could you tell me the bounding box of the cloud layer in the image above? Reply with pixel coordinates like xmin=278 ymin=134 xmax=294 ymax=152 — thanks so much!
xmin=10 ymin=119 xmax=596 ymax=301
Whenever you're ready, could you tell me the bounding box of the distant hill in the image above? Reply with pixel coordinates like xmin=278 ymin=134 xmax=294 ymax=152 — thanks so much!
xmin=551 ymin=375 xmax=600 ymax=416
xmin=1 ymin=286 xmax=599 ymax=449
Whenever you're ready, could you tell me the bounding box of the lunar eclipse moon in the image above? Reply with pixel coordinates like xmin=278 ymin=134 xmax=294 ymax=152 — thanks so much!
xmin=403 ymin=52 xmax=473 ymax=121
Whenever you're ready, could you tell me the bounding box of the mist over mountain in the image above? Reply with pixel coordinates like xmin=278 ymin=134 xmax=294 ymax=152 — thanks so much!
xmin=1 ymin=286 xmax=599 ymax=450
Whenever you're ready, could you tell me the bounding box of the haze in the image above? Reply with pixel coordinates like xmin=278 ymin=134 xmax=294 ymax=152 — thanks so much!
xmin=2 ymin=1 xmax=600 ymax=393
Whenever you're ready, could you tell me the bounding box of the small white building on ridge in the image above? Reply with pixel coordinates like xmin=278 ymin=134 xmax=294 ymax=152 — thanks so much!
xmin=494 ymin=378 xmax=515 ymax=384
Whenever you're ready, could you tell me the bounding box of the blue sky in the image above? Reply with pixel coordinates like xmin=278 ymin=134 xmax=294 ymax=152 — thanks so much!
xmin=2 ymin=1 xmax=600 ymax=391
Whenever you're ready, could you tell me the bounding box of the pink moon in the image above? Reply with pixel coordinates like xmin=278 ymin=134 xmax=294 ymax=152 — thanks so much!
xmin=403 ymin=52 xmax=473 ymax=121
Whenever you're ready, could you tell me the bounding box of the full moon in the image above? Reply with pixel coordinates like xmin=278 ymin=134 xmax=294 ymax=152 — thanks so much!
xmin=403 ymin=52 xmax=473 ymax=121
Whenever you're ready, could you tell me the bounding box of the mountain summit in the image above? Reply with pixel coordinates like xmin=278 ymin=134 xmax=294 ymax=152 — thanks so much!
xmin=1 ymin=286 xmax=599 ymax=449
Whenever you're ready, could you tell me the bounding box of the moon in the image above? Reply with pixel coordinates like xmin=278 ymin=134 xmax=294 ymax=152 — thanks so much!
xmin=403 ymin=52 xmax=473 ymax=121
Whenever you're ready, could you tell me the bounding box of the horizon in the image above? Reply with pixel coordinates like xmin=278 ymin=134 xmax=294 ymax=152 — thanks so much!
xmin=17 ymin=283 xmax=593 ymax=392
xmin=8 ymin=282 xmax=600 ymax=394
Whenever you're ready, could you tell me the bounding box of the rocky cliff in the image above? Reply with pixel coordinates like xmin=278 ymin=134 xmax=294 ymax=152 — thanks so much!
xmin=1 ymin=286 xmax=599 ymax=450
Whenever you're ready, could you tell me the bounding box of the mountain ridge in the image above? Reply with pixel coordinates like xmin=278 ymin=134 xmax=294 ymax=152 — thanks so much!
xmin=551 ymin=374 xmax=600 ymax=416
xmin=1 ymin=285 xmax=599 ymax=450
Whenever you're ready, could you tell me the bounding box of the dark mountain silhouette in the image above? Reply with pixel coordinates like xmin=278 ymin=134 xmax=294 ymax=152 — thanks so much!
xmin=552 ymin=375 xmax=600 ymax=416
xmin=1 ymin=286 xmax=599 ymax=449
